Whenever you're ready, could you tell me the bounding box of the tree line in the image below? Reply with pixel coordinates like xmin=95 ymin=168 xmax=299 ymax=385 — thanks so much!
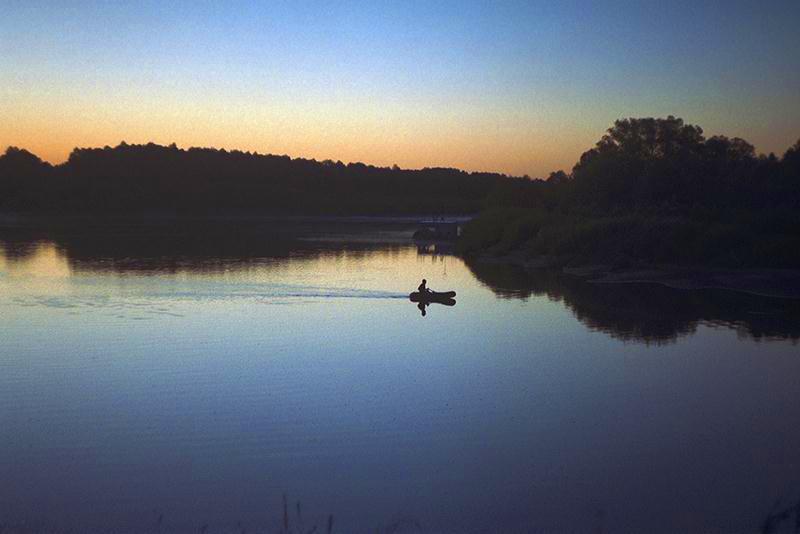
xmin=0 ymin=143 xmax=522 ymax=215
xmin=1 ymin=116 xmax=798 ymax=222
xmin=483 ymin=116 xmax=800 ymax=214
xmin=458 ymin=116 xmax=800 ymax=267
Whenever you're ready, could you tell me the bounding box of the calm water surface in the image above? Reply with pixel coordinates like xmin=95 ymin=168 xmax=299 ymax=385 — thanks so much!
xmin=1 ymin=220 xmax=799 ymax=533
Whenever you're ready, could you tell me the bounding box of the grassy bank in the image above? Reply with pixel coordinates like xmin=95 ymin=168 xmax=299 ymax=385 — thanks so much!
xmin=457 ymin=208 xmax=800 ymax=269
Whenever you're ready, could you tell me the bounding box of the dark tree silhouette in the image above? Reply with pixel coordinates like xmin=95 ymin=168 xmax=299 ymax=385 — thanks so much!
xmin=2 ymin=117 xmax=799 ymax=267
xmin=0 ymin=147 xmax=53 ymax=212
xmin=459 ymin=117 xmax=800 ymax=267
xmin=0 ymin=143 xmax=519 ymax=215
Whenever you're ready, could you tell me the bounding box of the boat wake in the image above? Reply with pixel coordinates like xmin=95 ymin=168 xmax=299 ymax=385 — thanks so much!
xmin=5 ymin=280 xmax=410 ymax=319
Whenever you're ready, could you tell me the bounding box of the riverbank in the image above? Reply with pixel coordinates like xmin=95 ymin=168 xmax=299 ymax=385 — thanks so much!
xmin=469 ymin=252 xmax=800 ymax=299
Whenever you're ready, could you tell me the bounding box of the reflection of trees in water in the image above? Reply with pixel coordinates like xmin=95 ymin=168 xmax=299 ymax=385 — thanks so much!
xmin=4 ymin=222 xmax=799 ymax=344
xmin=466 ymin=260 xmax=800 ymax=345
xmin=0 ymin=220 xmax=410 ymax=275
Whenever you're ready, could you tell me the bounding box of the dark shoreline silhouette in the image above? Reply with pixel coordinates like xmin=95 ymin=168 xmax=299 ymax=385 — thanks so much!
xmin=2 ymin=116 xmax=798 ymax=269
xmin=0 ymin=143 xmax=519 ymax=215
xmin=458 ymin=116 xmax=800 ymax=269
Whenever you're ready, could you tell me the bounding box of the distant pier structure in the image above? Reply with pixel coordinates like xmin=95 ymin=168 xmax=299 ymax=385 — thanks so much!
xmin=413 ymin=217 xmax=465 ymax=241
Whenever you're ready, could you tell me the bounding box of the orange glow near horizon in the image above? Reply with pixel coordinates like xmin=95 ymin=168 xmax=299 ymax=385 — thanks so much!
xmin=2 ymin=3 xmax=798 ymax=178
xmin=4 ymin=88 xmax=797 ymax=178
xmin=1 ymin=91 xmax=593 ymax=177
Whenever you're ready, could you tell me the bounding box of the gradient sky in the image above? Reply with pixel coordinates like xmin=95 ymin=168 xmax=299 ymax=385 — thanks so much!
xmin=1 ymin=0 xmax=799 ymax=177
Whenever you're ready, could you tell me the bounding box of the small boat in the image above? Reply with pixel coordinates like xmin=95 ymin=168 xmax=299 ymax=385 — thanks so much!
xmin=409 ymin=290 xmax=456 ymax=303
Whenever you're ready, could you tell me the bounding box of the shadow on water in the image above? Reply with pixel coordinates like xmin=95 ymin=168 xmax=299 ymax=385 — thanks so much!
xmin=466 ymin=259 xmax=800 ymax=345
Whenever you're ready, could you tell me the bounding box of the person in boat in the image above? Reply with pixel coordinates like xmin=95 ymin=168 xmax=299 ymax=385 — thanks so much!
xmin=418 ymin=279 xmax=432 ymax=295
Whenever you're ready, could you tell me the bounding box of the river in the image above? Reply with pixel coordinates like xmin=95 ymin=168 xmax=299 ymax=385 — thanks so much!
xmin=1 ymin=218 xmax=799 ymax=533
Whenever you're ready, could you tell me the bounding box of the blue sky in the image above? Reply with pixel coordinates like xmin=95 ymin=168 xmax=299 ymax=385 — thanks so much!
xmin=2 ymin=0 xmax=799 ymax=176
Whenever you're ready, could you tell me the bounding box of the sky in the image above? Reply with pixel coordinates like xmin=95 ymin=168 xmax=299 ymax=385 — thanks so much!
xmin=1 ymin=0 xmax=799 ymax=177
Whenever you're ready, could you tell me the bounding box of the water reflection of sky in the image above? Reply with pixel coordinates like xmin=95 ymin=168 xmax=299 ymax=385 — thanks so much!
xmin=1 ymin=229 xmax=800 ymax=533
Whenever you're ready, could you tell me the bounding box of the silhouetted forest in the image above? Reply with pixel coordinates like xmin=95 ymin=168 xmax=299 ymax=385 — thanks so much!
xmin=2 ymin=116 xmax=799 ymax=266
xmin=0 ymin=143 xmax=520 ymax=214
xmin=459 ymin=116 xmax=800 ymax=267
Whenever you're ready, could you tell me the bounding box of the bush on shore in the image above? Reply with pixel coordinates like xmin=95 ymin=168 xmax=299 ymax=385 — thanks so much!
xmin=458 ymin=208 xmax=800 ymax=268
